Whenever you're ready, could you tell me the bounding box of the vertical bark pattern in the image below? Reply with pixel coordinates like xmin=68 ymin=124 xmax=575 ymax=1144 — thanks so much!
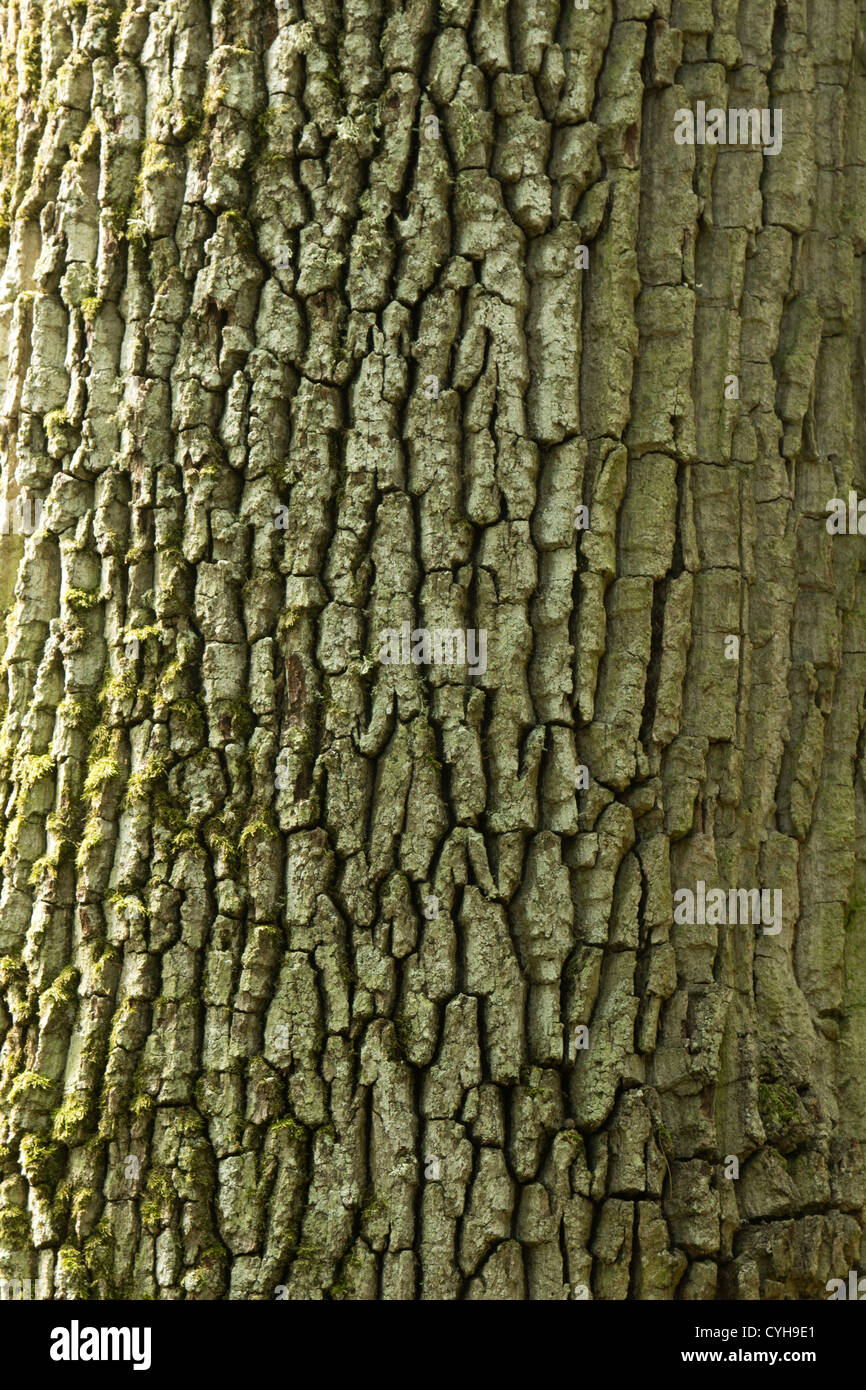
xmin=0 ymin=0 xmax=865 ymax=1300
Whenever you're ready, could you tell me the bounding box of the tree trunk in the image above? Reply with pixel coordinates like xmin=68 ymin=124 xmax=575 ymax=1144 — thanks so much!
xmin=0 ymin=0 xmax=864 ymax=1303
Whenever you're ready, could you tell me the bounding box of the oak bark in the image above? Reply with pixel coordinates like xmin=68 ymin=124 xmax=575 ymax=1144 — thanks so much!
xmin=0 ymin=0 xmax=865 ymax=1301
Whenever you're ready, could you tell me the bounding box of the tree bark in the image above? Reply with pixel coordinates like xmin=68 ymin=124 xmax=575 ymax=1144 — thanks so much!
xmin=0 ymin=0 xmax=865 ymax=1302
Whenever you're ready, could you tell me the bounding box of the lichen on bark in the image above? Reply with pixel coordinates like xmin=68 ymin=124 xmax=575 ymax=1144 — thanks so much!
xmin=0 ymin=0 xmax=864 ymax=1302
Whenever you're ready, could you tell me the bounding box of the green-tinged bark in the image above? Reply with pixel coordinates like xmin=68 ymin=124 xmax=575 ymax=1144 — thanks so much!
xmin=0 ymin=0 xmax=865 ymax=1301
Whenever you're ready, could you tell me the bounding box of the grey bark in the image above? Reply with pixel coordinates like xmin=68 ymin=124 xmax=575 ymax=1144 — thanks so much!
xmin=0 ymin=0 xmax=865 ymax=1301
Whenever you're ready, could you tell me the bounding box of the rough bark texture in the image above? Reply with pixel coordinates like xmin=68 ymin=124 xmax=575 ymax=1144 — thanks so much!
xmin=0 ymin=0 xmax=865 ymax=1302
